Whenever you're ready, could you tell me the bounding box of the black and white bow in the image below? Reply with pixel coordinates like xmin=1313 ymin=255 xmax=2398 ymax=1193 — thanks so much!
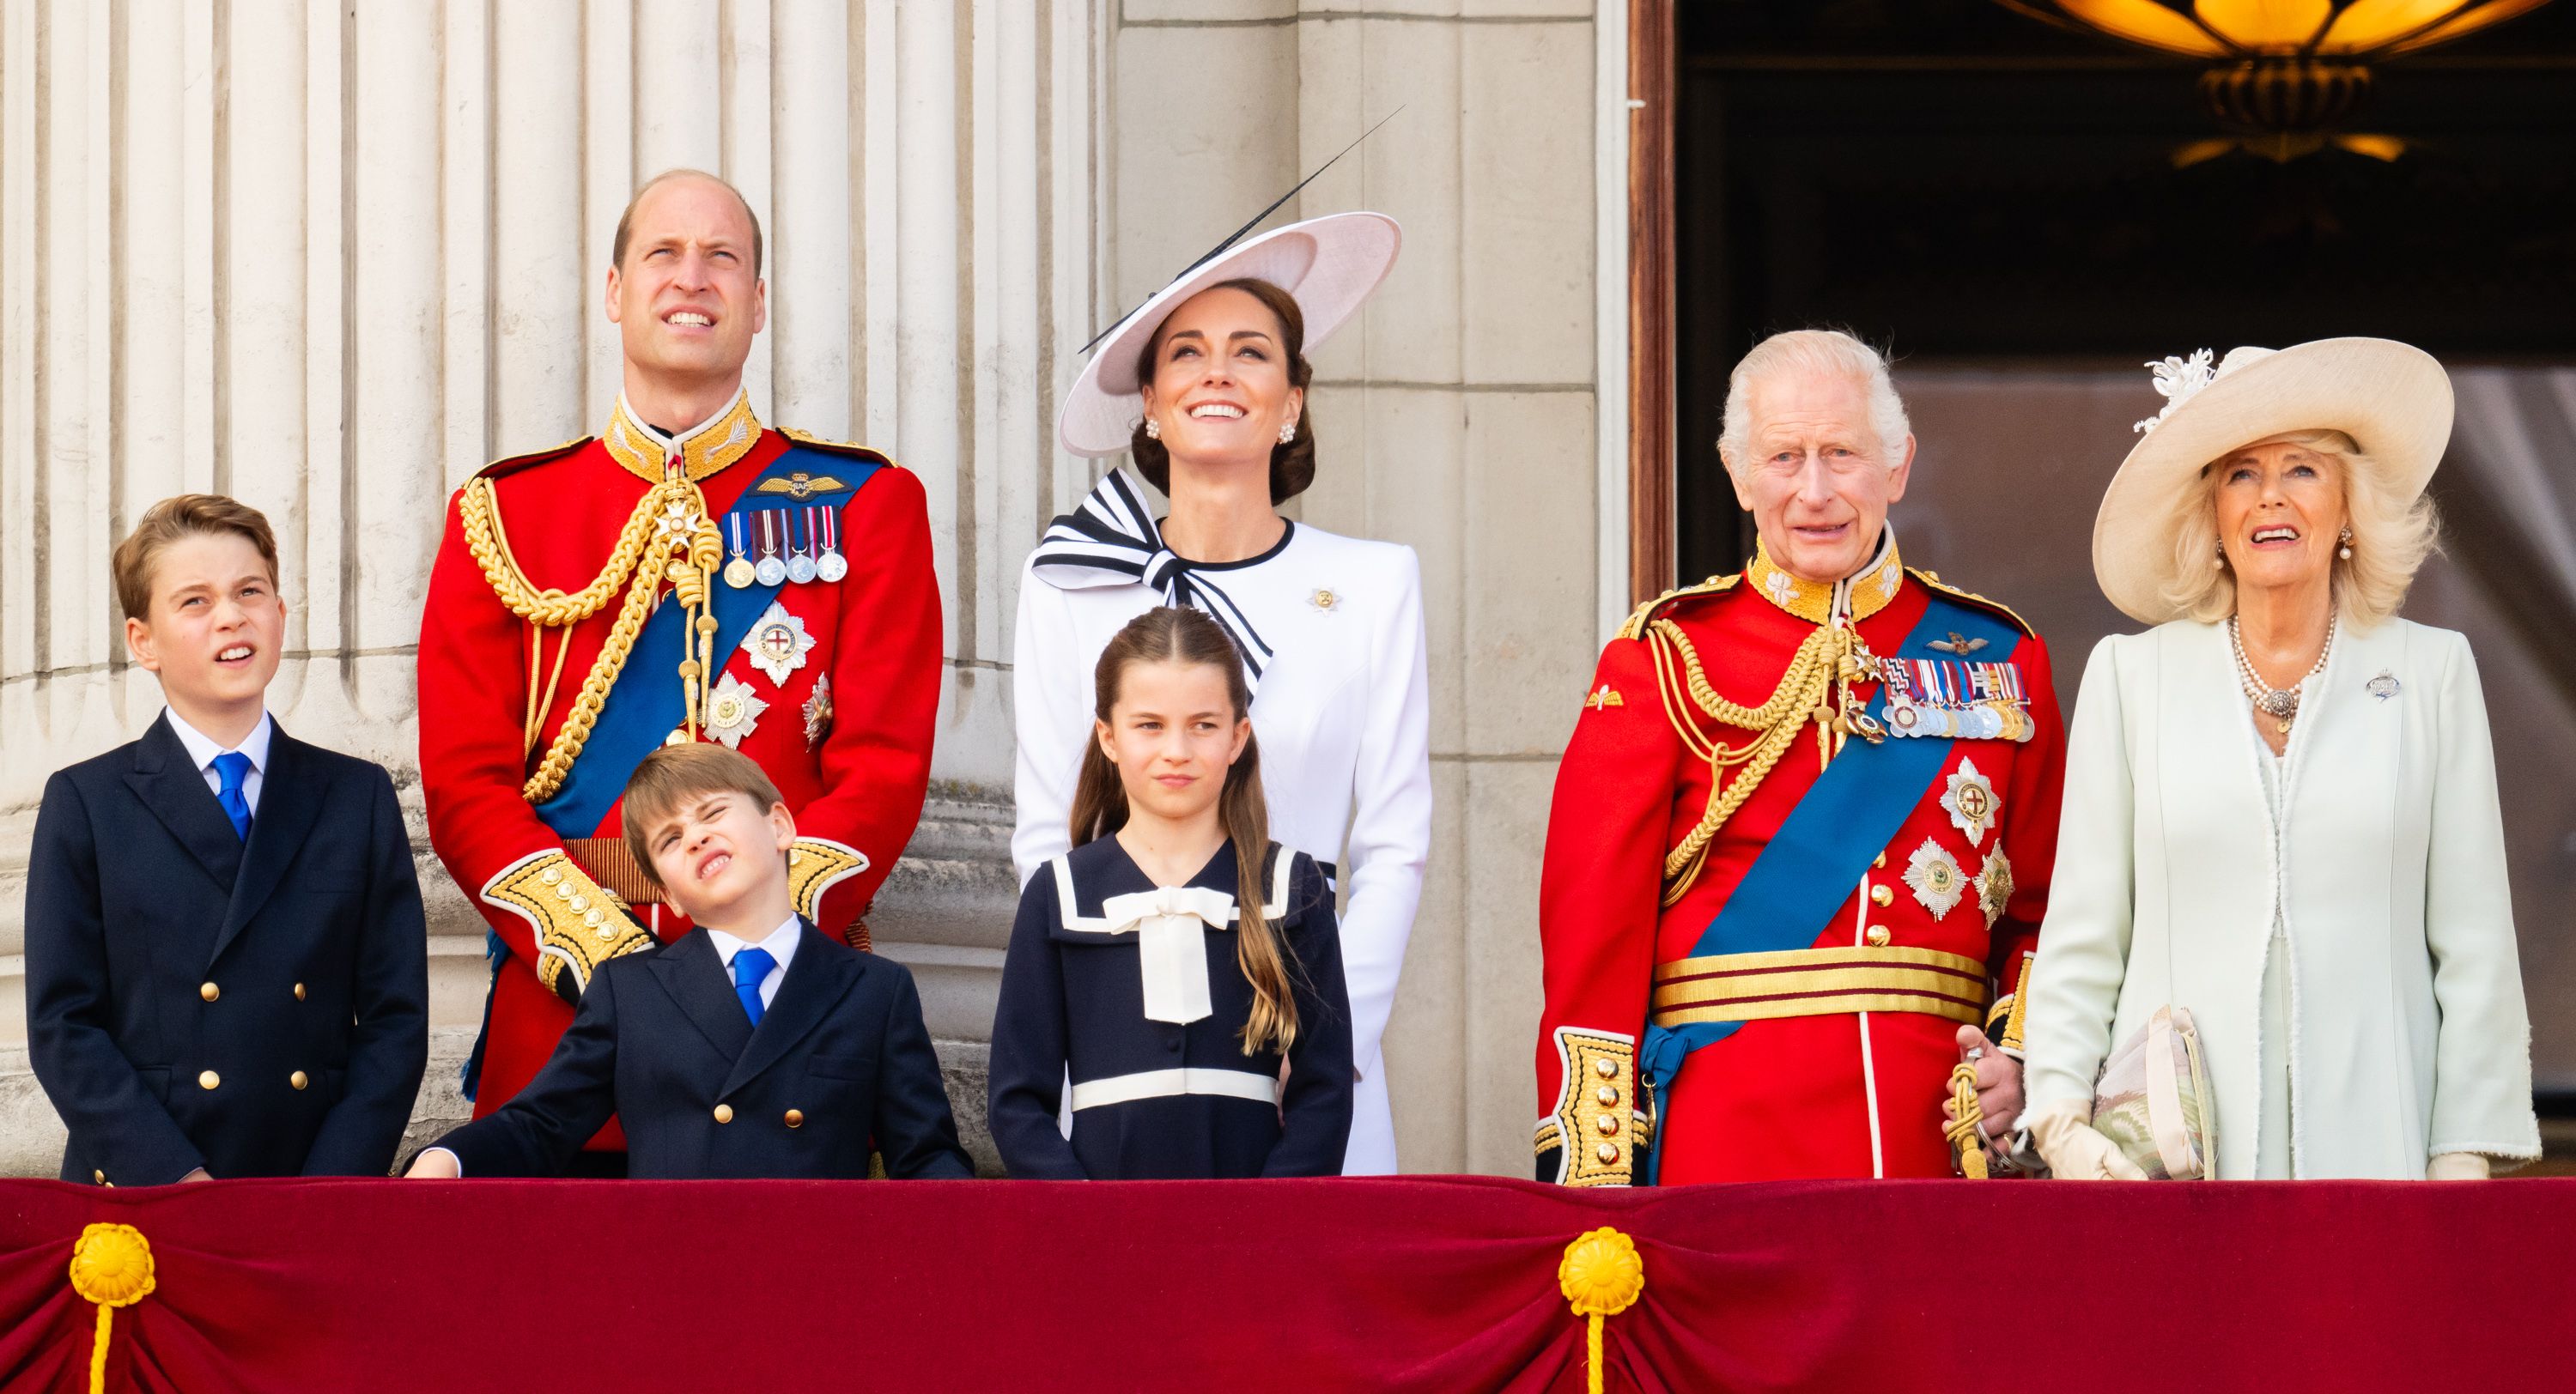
xmin=1029 ymin=468 xmax=1276 ymax=690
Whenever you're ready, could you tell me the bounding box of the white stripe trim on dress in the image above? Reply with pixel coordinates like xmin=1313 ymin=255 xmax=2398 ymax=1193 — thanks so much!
xmin=1068 ymin=1067 xmax=1284 ymax=1112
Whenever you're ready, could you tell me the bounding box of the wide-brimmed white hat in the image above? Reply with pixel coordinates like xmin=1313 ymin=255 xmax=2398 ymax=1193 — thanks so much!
xmin=1056 ymin=211 xmax=1402 ymax=458
xmin=2093 ymin=336 xmax=2452 ymax=625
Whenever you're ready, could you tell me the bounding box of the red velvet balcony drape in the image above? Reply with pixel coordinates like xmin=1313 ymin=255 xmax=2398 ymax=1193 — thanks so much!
xmin=1 ymin=1175 xmax=2565 ymax=1391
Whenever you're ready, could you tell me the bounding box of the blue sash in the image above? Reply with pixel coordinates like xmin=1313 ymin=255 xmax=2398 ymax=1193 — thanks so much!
xmin=530 ymin=444 xmax=878 ymax=841
xmin=1637 ymin=591 xmax=2019 ymax=1182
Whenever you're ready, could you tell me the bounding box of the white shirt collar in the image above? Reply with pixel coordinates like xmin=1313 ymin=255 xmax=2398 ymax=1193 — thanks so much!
xmin=165 ymin=707 xmax=274 ymax=776
xmin=706 ymin=913 xmax=805 ymax=973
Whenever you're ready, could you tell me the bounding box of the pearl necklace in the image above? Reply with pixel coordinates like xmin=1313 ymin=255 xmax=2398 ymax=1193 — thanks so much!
xmin=2230 ymin=614 xmax=2336 ymax=735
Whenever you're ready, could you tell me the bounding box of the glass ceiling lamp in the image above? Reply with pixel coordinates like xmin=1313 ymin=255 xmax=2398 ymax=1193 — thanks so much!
xmin=1996 ymin=1 xmax=2559 ymax=159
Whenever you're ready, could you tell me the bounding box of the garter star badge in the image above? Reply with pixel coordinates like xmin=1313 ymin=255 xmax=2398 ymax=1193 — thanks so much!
xmin=1905 ymin=839 xmax=1967 ymax=920
xmin=744 ymin=601 xmax=817 ymax=686
xmin=1974 ymin=849 xmax=2017 ymax=929
xmin=706 ymin=673 xmax=767 ymax=749
xmin=1941 ymin=759 xmax=2001 ymax=848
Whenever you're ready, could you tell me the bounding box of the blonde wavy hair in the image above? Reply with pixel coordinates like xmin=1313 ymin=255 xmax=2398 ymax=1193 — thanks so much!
xmin=2155 ymin=428 xmax=2439 ymax=628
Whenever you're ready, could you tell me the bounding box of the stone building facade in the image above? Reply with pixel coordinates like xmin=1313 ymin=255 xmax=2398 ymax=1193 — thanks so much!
xmin=0 ymin=1 xmax=1627 ymax=1177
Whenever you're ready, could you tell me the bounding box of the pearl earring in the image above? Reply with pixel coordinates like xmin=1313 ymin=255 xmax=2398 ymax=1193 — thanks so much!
xmin=2214 ymin=542 xmax=2227 ymax=570
xmin=2338 ymin=526 xmax=2354 ymax=561
xmin=1143 ymin=416 xmax=1160 ymax=440
xmin=1278 ymin=421 xmax=1297 ymax=445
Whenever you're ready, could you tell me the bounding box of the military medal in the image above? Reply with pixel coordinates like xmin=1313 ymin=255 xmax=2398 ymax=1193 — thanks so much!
xmin=1904 ymin=839 xmax=1966 ymax=919
xmin=722 ymin=515 xmax=756 ymax=589
xmin=787 ymin=507 xmax=819 ymax=585
xmin=814 ymin=506 xmax=848 ymax=583
xmin=743 ymin=600 xmax=817 ymax=686
xmin=1941 ymin=760 xmax=2000 ymax=847
xmin=803 ymin=673 xmax=835 ymax=749
xmin=705 ymin=673 xmax=767 ymax=749
xmin=1973 ymin=849 xmax=2016 ymax=929
xmin=754 ymin=512 xmax=788 ymax=587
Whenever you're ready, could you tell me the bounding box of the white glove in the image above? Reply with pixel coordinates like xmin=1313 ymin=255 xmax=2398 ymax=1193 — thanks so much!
xmin=2426 ymin=1152 xmax=2490 ymax=1180
xmin=2028 ymin=1097 xmax=2148 ymax=1181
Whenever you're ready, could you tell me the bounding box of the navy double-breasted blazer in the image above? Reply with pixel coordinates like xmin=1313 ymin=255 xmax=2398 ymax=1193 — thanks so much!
xmin=429 ymin=924 xmax=972 ymax=1179
xmin=24 ymin=713 xmax=431 ymax=1185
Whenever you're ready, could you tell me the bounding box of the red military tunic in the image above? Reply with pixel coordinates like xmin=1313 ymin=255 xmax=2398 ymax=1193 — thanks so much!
xmin=1535 ymin=535 xmax=2066 ymax=1185
xmin=418 ymin=392 xmax=940 ymax=1142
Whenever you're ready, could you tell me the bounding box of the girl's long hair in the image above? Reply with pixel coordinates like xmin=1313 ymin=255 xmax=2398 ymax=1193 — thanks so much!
xmin=1070 ymin=606 xmax=1300 ymax=1054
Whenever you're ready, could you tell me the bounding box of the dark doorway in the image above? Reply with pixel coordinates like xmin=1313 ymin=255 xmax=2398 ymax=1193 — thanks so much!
xmin=1672 ymin=0 xmax=2576 ymax=580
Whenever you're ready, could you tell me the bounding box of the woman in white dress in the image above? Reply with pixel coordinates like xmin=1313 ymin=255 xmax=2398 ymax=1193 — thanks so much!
xmin=1013 ymin=213 xmax=1430 ymax=1174
xmin=2023 ymin=338 xmax=2539 ymax=1181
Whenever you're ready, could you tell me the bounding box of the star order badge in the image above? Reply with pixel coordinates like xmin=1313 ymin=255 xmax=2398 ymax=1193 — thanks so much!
xmin=1974 ymin=849 xmax=2016 ymax=929
xmin=706 ymin=673 xmax=767 ymax=749
xmin=1904 ymin=839 xmax=1967 ymax=920
xmin=1941 ymin=759 xmax=2001 ymax=848
xmin=742 ymin=600 xmax=817 ymax=687
xmin=803 ymin=673 xmax=834 ymax=750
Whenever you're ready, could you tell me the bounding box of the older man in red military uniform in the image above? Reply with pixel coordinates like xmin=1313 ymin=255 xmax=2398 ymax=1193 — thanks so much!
xmin=418 ymin=170 xmax=939 ymax=1156
xmin=1536 ymin=330 xmax=2066 ymax=1185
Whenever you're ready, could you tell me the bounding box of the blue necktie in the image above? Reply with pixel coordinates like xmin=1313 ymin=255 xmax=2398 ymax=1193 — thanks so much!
xmin=732 ymin=947 xmax=776 ymax=1027
xmin=211 ymin=751 xmax=253 ymax=843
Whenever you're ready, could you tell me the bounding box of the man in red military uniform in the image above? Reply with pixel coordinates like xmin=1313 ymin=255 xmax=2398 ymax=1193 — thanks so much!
xmin=1536 ymin=330 xmax=2066 ymax=1185
xmin=418 ymin=170 xmax=939 ymax=1155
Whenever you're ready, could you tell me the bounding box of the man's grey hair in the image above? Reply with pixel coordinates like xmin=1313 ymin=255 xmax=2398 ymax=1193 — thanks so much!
xmin=1716 ymin=329 xmax=1912 ymax=473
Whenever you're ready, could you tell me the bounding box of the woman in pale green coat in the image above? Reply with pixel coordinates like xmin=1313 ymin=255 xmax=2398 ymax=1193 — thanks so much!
xmin=2023 ymin=338 xmax=2538 ymax=1181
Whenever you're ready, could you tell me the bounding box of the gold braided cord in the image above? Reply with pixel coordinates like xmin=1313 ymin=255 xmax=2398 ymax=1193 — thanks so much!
xmin=460 ymin=475 xmax=666 ymax=627
xmin=1647 ymin=619 xmax=1855 ymax=906
xmin=1947 ymin=1064 xmax=1990 ymax=1178
xmin=520 ymin=533 xmax=677 ymax=803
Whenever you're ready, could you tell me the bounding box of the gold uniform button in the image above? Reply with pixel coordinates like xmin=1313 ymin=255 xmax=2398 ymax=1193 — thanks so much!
xmin=1595 ymin=1142 xmax=1620 ymax=1165
xmin=784 ymin=1109 xmax=805 ymax=1129
xmin=199 ymin=981 xmax=220 ymax=1003
xmin=713 ymin=1104 xmax=735 ymax=1124
xmin=198 ymin=1070 xmax=221 ymax=1091
xmin=1870 ymin=885 xmax=1894 ymax=907
xmin=1595 ymin=1058 xmax=1620 ymax=1080
xmin=1596 ymin=1113 xmax=1620 ymax=1136
xmin=290 ymin=1070 xmax=309 ymax=1091
xmin=294 ymin=983 xmax=307 ymax=1001
xmin=1866 ymin=926 xmax=1893 ymax=947
xmin=1874 ymin=851 xmax=1887 ymax=870
xmin=1595 ymin=1085 xmax=1620 ymax=1107
xmin=93 ymin=1169 xmax=106 ymax=1185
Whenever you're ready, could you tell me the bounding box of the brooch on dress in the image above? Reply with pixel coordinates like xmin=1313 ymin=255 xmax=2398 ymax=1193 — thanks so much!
xmin=2367 ymin=670 xmax=2401 ymax=702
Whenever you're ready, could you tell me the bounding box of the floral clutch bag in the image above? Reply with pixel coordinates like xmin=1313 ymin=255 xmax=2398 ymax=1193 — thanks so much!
xmin=2090 ymin=1005 xmax=2216 ymax=1180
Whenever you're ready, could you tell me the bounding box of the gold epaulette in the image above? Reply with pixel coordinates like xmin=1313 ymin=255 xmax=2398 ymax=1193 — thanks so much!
xmin=1906 ymin=567 xmax=2036 ymax=639
xmin=779 ymin=427 xmax=902 ymax=470
xmin=1614 ymin=573 xmax=1739 ymax=643
xmin=471 ymin=436 xmax=593 ymax=483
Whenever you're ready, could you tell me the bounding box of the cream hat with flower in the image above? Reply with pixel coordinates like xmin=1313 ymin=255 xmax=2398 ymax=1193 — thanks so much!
xmin=2093 ymin=336 xmax=2452 ymax=625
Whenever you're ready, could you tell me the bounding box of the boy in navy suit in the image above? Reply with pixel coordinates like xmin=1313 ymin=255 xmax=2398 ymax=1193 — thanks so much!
xmin=26 ymin=495 xmax=430 ymax=1185
xmin=407 ymin=743 xmax=970 ymax=1179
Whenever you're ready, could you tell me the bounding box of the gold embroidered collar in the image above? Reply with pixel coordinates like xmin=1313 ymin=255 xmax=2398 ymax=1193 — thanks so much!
xmin=1744 ymin=529 xmax=1905 ymax=626
xmin=603 ymin=391 xmax=762 ymax=484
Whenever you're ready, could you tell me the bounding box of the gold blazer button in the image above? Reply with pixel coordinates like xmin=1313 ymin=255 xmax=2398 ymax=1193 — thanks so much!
xmin=199 ymin=982 xmax=220 ymax=1002
xmin=714 ymin=1104 xmax=735 ymax=1124
xmin=290 ymin=1071 xmax=309 ymax=1091
xmin=294 ymin=983 xmax=307 ymax=1001
xmin=198 ymin=1070 xmax=221 ymax=1091
xmin=784 ymin=1109 xmax=805 ymax=1129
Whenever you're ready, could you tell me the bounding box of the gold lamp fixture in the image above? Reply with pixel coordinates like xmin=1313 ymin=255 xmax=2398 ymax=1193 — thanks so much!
xmin=2000 ymin=1 xmax=2558 ymax=159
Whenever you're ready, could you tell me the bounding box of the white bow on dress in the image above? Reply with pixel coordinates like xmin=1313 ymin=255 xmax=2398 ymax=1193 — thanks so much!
xmin=1093 ymin=885 xmax=1238 ymax=1025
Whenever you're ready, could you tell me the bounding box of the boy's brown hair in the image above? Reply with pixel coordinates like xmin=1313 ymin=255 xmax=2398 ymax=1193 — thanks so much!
xmin=111 ymin=494 xmax=282 ymax=623
xmin=619 ymin=743 xmax=787 ymax=888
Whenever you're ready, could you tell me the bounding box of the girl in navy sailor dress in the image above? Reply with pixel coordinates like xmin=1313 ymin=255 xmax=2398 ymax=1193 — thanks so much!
xmin=987 ymin=608 xmax=1352 ymax=1179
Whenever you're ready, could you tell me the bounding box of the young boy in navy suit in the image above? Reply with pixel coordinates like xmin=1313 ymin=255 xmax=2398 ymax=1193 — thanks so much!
xmin=25 ymin=495 xmax=430 ymax=1185
xmin=407 ymin=743 xmax=970 ymax=1179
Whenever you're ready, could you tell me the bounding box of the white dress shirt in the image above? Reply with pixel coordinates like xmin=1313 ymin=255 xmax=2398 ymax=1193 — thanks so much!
xmin=707 ymin=914 xmax=804 ymax=1010
xmin=165 ymin=707 xmax=275 ymax=815
xmin=1012 ymin=520 xmax=1433 ymax=1175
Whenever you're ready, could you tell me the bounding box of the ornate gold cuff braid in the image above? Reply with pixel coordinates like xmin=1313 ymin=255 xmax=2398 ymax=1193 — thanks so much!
xmin=477 ymin=850 xmax=653 ymax=1003
xmin=1543 ymin=1029 xmax=1647 ymax=1187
